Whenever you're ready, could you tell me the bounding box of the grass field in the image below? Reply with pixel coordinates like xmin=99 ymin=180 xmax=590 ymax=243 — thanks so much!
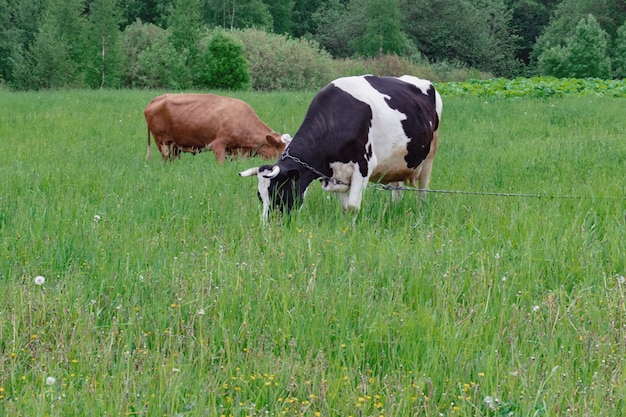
xmin=0 ymin=89 xmax=624 ymax=417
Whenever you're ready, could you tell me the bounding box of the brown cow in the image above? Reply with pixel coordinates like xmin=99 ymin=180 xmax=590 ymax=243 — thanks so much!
xmin=144 ymin=94 xmax=290 ymax=163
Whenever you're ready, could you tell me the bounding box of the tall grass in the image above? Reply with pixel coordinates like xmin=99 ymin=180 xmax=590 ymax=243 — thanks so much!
xmin=0 ymin=89 xmax=624 ymax=416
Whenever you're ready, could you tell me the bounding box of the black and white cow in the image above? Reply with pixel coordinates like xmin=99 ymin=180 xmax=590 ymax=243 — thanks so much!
xmin=239 ymin=75 xmax=443 ymax=219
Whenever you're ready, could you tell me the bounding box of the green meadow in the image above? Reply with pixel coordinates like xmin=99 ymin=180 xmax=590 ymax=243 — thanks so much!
xmin=0 ymin=88 xmax=624 ymax=417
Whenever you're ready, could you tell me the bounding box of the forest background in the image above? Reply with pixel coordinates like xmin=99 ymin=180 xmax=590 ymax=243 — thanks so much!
xmin=1 ymin=0 xmax=626 ymax=91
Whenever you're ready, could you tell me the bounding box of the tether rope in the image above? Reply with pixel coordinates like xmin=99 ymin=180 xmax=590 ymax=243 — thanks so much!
xmin=368 ymin=183 xmax=625 ymax=201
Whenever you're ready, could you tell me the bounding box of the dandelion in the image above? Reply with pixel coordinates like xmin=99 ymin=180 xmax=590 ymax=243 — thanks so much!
xmin=93 ymin=214 xmax=101 ymax=222
xmin=532 ymin=305 xmax=540 ymax=312
xmin=46 ymin=376 xmax=56 ymax=385
xmin=484 ymin=396 xmax=496 ymax=409
xmin=196 ymin=308 xmax=206 ymax=316
xmin=34 ymin=275 xmax=45 ymax=285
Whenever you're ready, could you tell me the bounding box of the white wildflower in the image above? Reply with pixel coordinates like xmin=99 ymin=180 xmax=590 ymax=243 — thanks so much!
xmin=45 ymin=376 xmax=56 ymax=385
xmin=484 ymin=396 xmax=496 ymax=409
xmin=93 ymin=214 xmax=101 ymax=222
xmin=34 ymin=276 xmax=45 ymax=285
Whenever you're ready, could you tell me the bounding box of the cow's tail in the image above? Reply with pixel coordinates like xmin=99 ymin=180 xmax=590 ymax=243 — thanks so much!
xmin=146 ymin=126 xmax=152 ymax=159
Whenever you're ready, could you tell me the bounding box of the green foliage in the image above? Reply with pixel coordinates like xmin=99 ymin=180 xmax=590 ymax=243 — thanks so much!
xmin=505 ymin=0 xmax=558 ymax=65
xmin=537 ymin=45 xmax=569 ymax=78
xmin=539 ymin=14 xmax=611 ymax=79
xmin=351 ymin=0 xmax=408 ymax=57
xmin=29 ymin=17 xmax=74 ymax=89
xmin=203 ymin=0 xmax=273 ymax=30
xmin=1 ymin=89 xmax=625 ymax=416
xmin=167 ymin=0 xmax=203 ymax=88
xmin=530 ymin=0 xmax=626 ymax=73
xmin=567 ymin=14 xmax=611 ymax=78
xmin=438 ymin=77 xmax=626 ymax=98
xmin=121 ymin=20 xmax=167 ymax=88
xmin=84 ymin=0 xmax=124 ymax=88
xmin=3 ymin=0 xmax=626 ymax=90
xmin=614 ymin=22 xmax=626 ymax=79
xmin=400 ymin=0 xmax=521 ymax=77
xmin=232 ymin=28 xmax=335 ymax=90
xmin=200 ymin=31 xmax=251 ymax=90
xmin=264 ymin=0 xmax=296 ymax=34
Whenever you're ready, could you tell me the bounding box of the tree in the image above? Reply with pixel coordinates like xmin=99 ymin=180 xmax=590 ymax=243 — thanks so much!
xmin=86 ymin=0 xmax=124 ymax=88
xmin=531 ymin=0 xmax=626 ymax=73
xmin=352 ymin=0 xmax=408 ymax=57
xmin=203 ymin=0 xmax=273 ymax=30
xmin=313 ymin=0 xmax=363 ymax=58
xmin=263 ymin=0 xmax=295 ymax=34
xmin=27 ymin=0 xmax=87 ymax=88
xmin=29 ymin=12 xmax=73 ymax=88
xmin=566 ymin=14 xmax=611 ymax=78
xmin=121 ymin=19 xmax=167 ymax=87
xmin=504 ymin=0 xmax=560 ymax=65
xmin=1 ymin=0 xmax=46 ymax=84
xmin=538 ymin=14 xmax=611 ymax=78
xmin=399 ymin=0 xmax=520 ymax=76
xmin=167 ymin=0 xmax=203 ymax=88
xmin=613 ymin=21 xmax=626 ymax=79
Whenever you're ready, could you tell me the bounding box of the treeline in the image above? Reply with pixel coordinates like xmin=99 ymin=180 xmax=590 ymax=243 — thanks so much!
xmin=1 ymin=0 xmax=625 ymax=91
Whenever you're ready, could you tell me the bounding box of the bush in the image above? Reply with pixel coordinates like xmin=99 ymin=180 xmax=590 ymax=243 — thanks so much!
xmin=199 ymin=31 xmax=251 ymax=90
xmin=232 ymin=28 xmax=335 ymax=90
xmin=121 ymin=20 xmax=167 ymax=88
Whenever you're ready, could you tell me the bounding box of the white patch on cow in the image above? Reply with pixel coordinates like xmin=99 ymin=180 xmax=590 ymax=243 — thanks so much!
xmin=332 ymin=76 xmax=412 ymax=174
xmin=257 ymin=168 xmax=274 ymax=220
xmin=321 ymin=162 xmax=354 ymax=192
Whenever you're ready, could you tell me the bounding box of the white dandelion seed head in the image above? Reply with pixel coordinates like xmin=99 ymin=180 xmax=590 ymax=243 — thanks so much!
xmin=484 ymin=396 xmax=495 ymax=408
xmin=532 ymin=305 xmax=540 ymax=312
xmin=34 ymin=276 xmax=45 ymax=285
xmin=46 ymin=376 xmax=56 ymax=385
xmin=93 ymin=214 xmax=101 ymax=222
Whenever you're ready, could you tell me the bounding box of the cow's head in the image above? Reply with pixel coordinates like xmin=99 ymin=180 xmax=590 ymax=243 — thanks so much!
xmin=258 ymin=133 xmax=292 ymax=159
xmin=240 ymin=163 xmax=303 ymax=219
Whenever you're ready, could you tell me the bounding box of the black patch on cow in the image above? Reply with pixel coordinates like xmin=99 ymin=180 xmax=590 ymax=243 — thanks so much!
xmin=365 ymin=76 xmax=438 ymax=169
xmin=264 ymin=166 xmax=303 ymax=214
xmin=287 ymin=84 xmax=374 ymax=178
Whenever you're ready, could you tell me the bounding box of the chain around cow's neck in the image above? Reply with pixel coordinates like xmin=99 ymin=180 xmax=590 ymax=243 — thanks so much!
xmin=281 ymin=149 xmax=349 ymax=186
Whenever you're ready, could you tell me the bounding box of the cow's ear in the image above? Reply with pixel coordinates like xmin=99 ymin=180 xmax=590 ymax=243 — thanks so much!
xmin=266 ymin=133 xmax=281 ymax=147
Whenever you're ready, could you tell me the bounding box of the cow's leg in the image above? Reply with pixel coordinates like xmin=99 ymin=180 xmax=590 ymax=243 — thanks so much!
xmin=417 ymin=131 xmax=439 ymax=200
xmin=391 ymin=181 xmax=403 ymax=203
xmin=159 ymin=142 xmax=171 ymax=161
xmin=344 ymin=159 xmax=374 ymax=211
xmin=209 ymin=139 xmax=228 ymax=163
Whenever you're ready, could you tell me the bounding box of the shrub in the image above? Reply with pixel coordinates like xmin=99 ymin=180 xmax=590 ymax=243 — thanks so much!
xmin=199 ymin=31 xmax=251 ymax=90
xmin=231 ymin=28 xmax=335 ymax=90
xmin=121 ymin=20 xmax=168 ymax=88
